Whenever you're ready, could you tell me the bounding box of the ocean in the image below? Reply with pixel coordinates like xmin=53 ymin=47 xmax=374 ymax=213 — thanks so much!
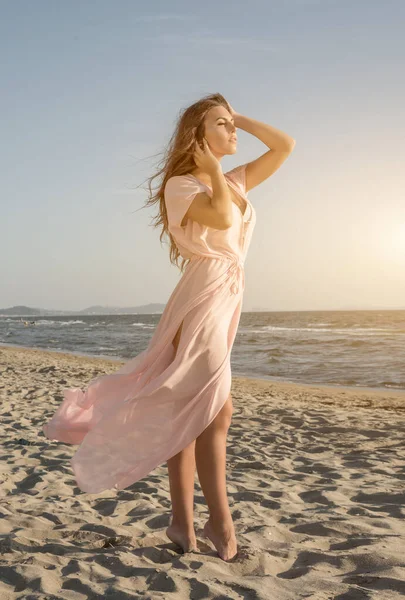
xmin=1 ymin=310 xmax=404 ymax=392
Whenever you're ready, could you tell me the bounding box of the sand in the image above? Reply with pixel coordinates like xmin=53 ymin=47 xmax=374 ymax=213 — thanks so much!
xmin=1 ymin=344 xmax=405 ymax=599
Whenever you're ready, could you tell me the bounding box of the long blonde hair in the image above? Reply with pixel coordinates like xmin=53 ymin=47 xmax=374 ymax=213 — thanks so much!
xmin=141 ymin=92 xmax=232 ymax=273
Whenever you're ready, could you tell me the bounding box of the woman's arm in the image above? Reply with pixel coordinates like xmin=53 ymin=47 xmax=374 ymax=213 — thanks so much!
xmin=232 ymin=108 xmax=296 ymax=191
xmin=235 ymin=113 xmax=295 ymax=151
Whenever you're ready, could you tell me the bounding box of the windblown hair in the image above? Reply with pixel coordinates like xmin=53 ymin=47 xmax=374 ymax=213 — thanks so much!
xmin=142 ymin=92 xmax=232 ymax=273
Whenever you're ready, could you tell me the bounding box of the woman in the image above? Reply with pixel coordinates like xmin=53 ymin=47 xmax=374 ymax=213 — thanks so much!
xmin=42 ymin=93 xmax=295 ymax=562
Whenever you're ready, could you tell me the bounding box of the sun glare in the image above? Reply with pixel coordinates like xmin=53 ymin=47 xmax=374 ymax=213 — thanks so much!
xmin=390 ymin=223 xmax=405 ymax=255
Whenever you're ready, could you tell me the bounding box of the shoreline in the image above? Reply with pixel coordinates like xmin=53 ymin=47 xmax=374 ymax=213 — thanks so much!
xmin=1 ymin=343 xmax=404 ymax=412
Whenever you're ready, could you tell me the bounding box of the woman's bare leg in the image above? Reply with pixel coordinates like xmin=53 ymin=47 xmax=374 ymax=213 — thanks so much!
xmin=166 ymin=439 xmax=197 ymax=552
xmin=166 ymin=321 xmax=198 ymax=552
xmin=195 ymin=393 xmax=238 ymax=561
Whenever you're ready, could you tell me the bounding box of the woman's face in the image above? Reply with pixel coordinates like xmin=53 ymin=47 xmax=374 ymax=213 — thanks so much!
xmin=202 ymin=105 xmax=237 ymax=157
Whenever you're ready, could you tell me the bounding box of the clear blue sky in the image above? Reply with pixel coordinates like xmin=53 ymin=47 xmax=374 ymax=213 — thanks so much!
xmin=1 ymin=0 xmax=404 ymax=312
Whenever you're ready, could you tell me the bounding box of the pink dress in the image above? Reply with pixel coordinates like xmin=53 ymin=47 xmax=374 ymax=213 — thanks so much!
xmin=42 ymin=164 xmax=256 ymax=493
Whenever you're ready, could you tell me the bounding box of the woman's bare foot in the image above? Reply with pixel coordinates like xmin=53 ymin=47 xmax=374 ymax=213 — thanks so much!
xmin=166 ymin=524 xmax=197 ymax=553
xmin=202 ymin=517 xmax=238 ymax=561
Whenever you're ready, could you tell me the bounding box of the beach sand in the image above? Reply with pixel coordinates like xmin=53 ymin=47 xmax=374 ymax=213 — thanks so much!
xmin=1 ymin=344 xmax=405 ymax=599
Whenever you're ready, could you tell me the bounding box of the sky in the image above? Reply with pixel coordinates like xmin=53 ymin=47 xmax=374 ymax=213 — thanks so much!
xmin=1 ymin=0 xmax=404 ymax=313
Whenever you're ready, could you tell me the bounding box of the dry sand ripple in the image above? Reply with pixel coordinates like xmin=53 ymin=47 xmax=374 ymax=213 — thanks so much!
xmin=1 ymin=345 xmax=405 ymax=599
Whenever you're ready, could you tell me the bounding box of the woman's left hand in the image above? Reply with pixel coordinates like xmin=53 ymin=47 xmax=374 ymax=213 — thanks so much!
xmin=227 ymin=102 xmax=241 ymax=126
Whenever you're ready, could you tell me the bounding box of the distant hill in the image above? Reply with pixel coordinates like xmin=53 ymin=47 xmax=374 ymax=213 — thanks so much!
xmin=4 ymin=305 xmax=399 ymax=317
xmin=0 ymin=304 xmax=166 ymax=316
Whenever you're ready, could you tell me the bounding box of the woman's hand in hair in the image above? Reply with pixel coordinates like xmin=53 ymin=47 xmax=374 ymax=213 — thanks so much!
xmin=194 ymin=138 xmax=221 ymax=176
xmin=227 ymin=102 xmax=241 ymax=125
